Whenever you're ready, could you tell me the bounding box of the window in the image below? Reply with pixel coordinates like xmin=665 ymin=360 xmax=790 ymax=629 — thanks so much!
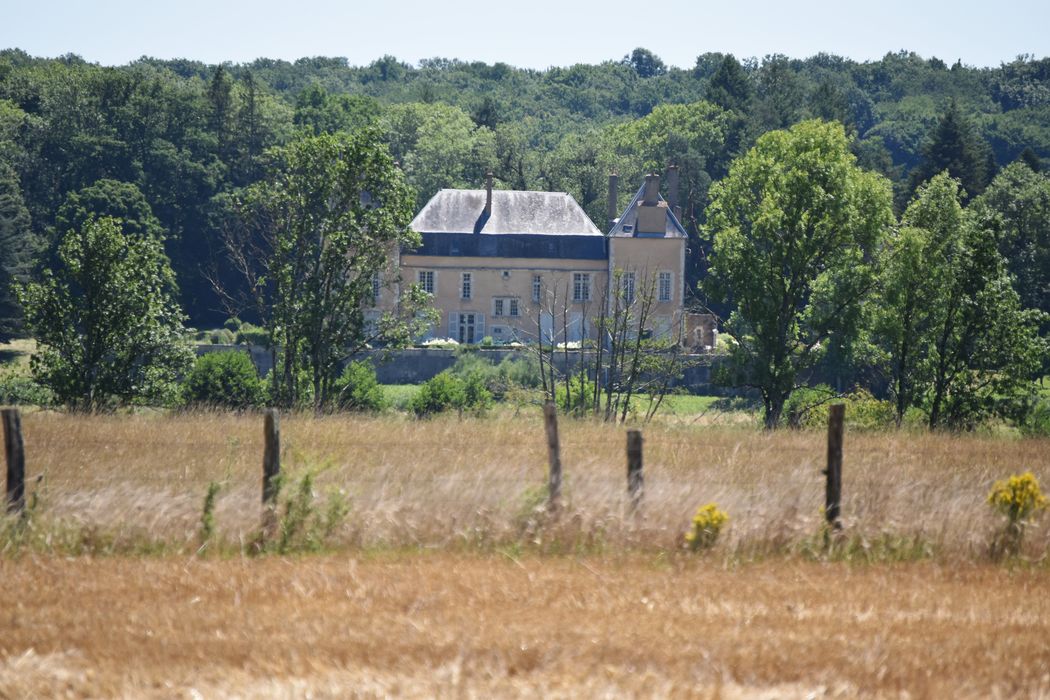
xmin=461 ymin=272 xmax=472 ymax=300
xmin=623 ymin=271 xmax=636 ymax=305
xmin=659 ymin=271 xmax=672 ymax=302
xmin=573 ymin=272 xmax=591 ymax=302
xmin=494 ymin=297 xmax=520 ymax=317
xmin=532 ymin=275 xmax=542 ymax=302
xmin=371 ymin=272 xmax=381 ymax=303
xmin=418 ymin=270 xmax=434 ymax=294
xmin=502 ymin=270 xmax=511 ymax=279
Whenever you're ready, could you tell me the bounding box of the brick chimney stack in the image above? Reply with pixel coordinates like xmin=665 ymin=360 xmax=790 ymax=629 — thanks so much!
xmin=485 ymin=172 xmax=493 ymax=215
xmin=642 ymin=173 xmax=660 ymax=206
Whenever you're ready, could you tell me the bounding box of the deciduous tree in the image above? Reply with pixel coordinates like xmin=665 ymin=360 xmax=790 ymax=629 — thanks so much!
xmin=704 ymin=120 xmax=894 ymax=428
xmin=233 ymin=130 xmax=434 ymax=409
xmin=17 ymin=216 xmax=191 ymax=409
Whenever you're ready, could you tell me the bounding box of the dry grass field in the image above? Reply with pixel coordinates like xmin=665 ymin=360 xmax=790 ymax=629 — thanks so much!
xmin=2 ymin=556 xmax=1050 ymax=698
xmin=2 ymin=410 xmax=1050 ymax=697
xmin=4 ymin=410 xmax=1050 ymax=557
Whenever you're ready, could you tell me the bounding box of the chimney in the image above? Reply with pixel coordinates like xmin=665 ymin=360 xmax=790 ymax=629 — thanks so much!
xmin=607 ymin=172 xmax=619 ymax=230
xmin=666 ymin=165 xmax=679 ymax=213
xmin=642 ymin=173 xmax=660 ymax=205
xmin=485 ymin=172 xmax=493 ymax=215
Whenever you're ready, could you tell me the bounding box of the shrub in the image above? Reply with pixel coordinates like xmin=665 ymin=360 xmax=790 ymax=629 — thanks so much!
xmin=182 ymin=351 xmax=266 ymax=409
xmin=988 ymin=471 xmax=1047 ymax=557
xmin=451 ymin=352 xmax=537 ymax=400
xmin=409 ymin=370 xmax=491 ymax=417
xmin=409 ymin=371 xmax=466 ymax=417
xmin=223 ymin=317 xmax=242 ymax=332
xmin=235 ymin=322 xmax=269 ymax=346
xmin=1021 ymin=399 xmax=1050 ymax=437
xmin=499 ymin=354 xmax=542 ymax=389
xmin=684 ymin=503 xmax=728 ymax=551
xmin=461 ymin=370 xmax=493 ymax=413
xmin=555 ymin=373 xmax=595 ymax=414
xmin=208 ymin=328 xmax=236 ymax=345
xmin=331 ymin=361 xmax=386 ymax=412
xmin=785 ymin=386 xmax=896 ymax=430
xmin=0 ymin=371 xmax=54 ymax=406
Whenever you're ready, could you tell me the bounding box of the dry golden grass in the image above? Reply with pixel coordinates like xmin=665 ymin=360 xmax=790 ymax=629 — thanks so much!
xmin=1 ymin=555 xmax=1049 ymax=698
xmin=4 ymin=412 xmax=1050 ymax=697
xmin=7 ymin=410 xmax=1050 ymax=557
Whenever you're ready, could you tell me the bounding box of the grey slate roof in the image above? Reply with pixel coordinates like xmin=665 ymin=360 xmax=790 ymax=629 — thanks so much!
xmin=608 ymin=183 xmax=688 ymax=239
xmin=410 ymin=189 xmax=603 ymax=236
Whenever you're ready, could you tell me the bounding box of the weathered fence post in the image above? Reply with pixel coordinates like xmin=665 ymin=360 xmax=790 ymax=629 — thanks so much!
xmin=543 ymin=401 xmax=561 ymax=511
xmin=2 ymin=408 xmax=25 ymax=515
xmin=262 ymin=408 xmax=280 ymax=534
xmin=824 ymin=403 xmax=845 ymax=529
xmin=626 ymin=429 xmax=643 ymax=512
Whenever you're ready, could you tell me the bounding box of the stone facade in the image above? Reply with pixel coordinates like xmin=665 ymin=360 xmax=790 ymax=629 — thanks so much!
xmin=386 ymin=173 xmax=689 ymax=345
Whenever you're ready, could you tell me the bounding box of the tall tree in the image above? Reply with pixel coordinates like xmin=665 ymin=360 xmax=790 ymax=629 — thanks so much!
xmin=235 ymin=130 xmax=434 ymax=409
xmin=0 ymin=163 xmax=35 ymax=340
xmin=704 ymin=120 xmax=894 ymax=428
xmin=973 ymin=162 xmax=1050 ymax=317
xmin=207 ymin=65 xmax=234 ymax=164
xmin=705 ymin=54 xmax=753 ymax=115
xmin=17 ymin=216 xmax=192 ymax=409
xmin=908 ymin=99 xmax=991 ymax=200
xmin=872 ymin=174 xmax=968 ymax=425
xmin=624 ymin=48 xmax=667 ymax=79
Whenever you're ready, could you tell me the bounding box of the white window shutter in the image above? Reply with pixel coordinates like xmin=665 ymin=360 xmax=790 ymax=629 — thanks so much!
xmin=448 ymin=312 xmax=458 ymax=338
xmin=475 ymin=314 xmax=485 ymax=336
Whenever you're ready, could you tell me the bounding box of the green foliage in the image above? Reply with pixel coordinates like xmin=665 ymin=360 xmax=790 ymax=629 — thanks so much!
xmin=239 ymin=130 xmax=430 ymax=409
xmin=784 ymin=386 xmax=898 ymax=431
xmin=1021 ymin=398 xmax=1050 ymax=437
xmin=17 ymin=217 xmax=193 ymax=409
xmin=331 ymin=360 xmax=386 ymax=412
xmin=198 ymin=481 xmax=221 ymax=551
xmin=877 ymin=173 xmax=1047 ymax=429
xmin=262 ymin=472 xmax=351 ymax=555
xmin=54 ymin=179 xmax=164 ymax=245
xmin=409 ymin=369 xmax=491 ymax=417
xmin=704 ymin=120 xmax=895 ymax=428
xmin=909 ymin=99 xmax=992 ymax=200
xmin=449 ymin=352 xmax=541 ymax=400
xmin=409 ymin=371 xmax=466 ymax=417
xmin=182 ymin=351 xmax=266 ymax=409
xmin=684 ymin=503 xmax=729 ymax=551
xmin=555 ymin=373 xmax=596 ymax=414
xmin=974 ymin=162 xmax=1050 ymax=320
xmin=0 ymin=163 xmax=35 ymax=341
xmin=234 ymin=322 xmax=268 ymax=346
xmin=0 ymin=370 xmax=53 ymax=406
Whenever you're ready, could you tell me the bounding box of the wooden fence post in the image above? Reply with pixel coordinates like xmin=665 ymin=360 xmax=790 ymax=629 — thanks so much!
xmin=543 ymin=401 xmax=561 ymax=511
xmin=626 ymin=429 xmax=643 ymax=512
xmin=262 ymin=408 xmax=280 ymax=533
xmin=824 ymin=403 xmax=845 ymax=529
xmin=2 ymin=408 xmax=25 ymax=515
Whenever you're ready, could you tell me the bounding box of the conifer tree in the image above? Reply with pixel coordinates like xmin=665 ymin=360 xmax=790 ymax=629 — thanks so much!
xmin=0 ymin=163 xmax=34 ymax=341
xmin=909 ymin=99 xmax=991 ymax=200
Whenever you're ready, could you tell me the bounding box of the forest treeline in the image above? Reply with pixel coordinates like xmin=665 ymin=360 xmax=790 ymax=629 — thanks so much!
xmin=1 ymin=46 xmax=1050 ymax=330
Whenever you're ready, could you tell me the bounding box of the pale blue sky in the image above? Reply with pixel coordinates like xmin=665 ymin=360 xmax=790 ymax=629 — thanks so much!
xmin=2 ymin=0 xmax=1047 ymax=69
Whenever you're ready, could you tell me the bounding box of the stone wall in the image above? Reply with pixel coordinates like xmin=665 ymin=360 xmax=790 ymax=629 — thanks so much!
xmin=196 ymin=344 xmax=715 ymax=392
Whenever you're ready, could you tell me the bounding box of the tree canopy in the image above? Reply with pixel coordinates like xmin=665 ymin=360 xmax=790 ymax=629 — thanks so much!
xmin=704 ymin=119 xmax=894 ymax=428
